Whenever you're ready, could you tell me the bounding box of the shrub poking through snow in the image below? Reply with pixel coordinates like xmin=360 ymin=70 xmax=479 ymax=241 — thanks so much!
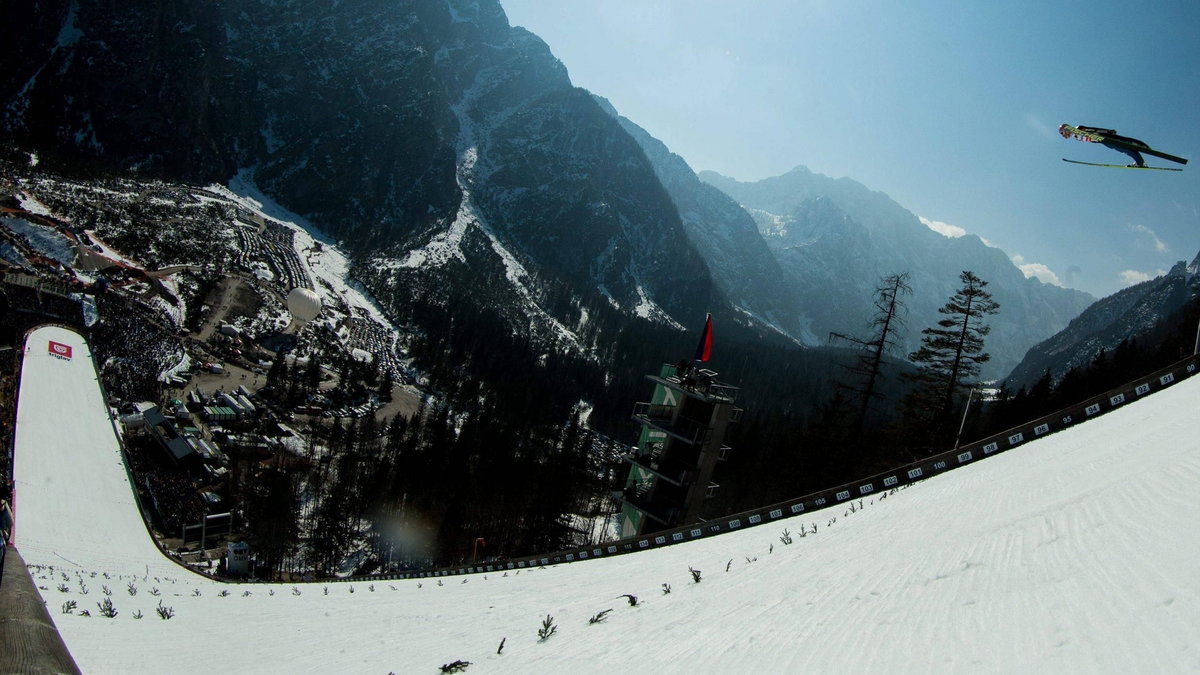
xmin=219 ymin=589 xmax=230 ymax=597
xmin=439 ymin=660 xmax=471 ymax=673
xmin=57 ymin=584 xmax=70 ymax=593
xmin=102 ymin=585 xmax=112 ymax=596
xmin=62 ymin=600 xmax=77 ymax=614
xmin=98 ymin=597 xmax=118 ymax=618
xmin=149 ymin=587 xmax=160 ymax=596
xmin=588 ymin=609 xmax=612 ymax=624
xmin=127 ymin=582 xmax=137 ymax=596
xmin=156 ymin=600 xmax=174 ymax=620
xmin=292 ymin=587 xmax=301 ymax=596
xmin=538 ymin=614 xmax=557 ymax=641
xmin=133 ymin=610 xmax=143 ymax=620
xmin=497 ymin=637 xmax=506 ymax=654
xmin=780 ymin=529 xmax=793 ymax=545
xmin=689 ymin=567 xmax=702 ymax=583
xmin=618 ymin=594 xmax=639 ymax=607
xmin=662 ymin=583 xmax=672 ymax=594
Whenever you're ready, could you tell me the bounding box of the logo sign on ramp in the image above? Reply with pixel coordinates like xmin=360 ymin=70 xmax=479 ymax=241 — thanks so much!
xmin=48 ymin=340 xmax=73 ymax=360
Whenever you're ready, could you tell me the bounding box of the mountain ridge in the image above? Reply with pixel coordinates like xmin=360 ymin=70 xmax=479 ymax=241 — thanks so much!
xmin=1005 ymin=250 xmax=1200 ymax=387
xmin=700 ymin=167 xmax=1096 ymax=378
xmin=3 ymin=0 xmax=1094 ymax=382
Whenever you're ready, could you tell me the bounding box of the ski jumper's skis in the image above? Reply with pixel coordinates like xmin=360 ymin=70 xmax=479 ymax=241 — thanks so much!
xmin=1062 ymin=158 xmax=1182 ymax=171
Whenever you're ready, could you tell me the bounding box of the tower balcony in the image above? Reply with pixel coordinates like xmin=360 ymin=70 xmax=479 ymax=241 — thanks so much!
xmin=620 ymin=449 xmax=698 ymax=487
xmin=614 ymin=485 xmax=681 ymax=527
xmin=631 ymin=402 xmax=713 ymax=445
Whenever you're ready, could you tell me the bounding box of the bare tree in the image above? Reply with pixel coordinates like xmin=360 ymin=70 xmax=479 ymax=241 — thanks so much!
xmin=830 ymin=272 xmax=912 ymax=433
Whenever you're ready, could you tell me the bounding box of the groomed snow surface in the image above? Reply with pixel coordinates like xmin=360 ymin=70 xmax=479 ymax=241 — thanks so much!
xmin=12 ymin=325 xmax=1200 ymax=673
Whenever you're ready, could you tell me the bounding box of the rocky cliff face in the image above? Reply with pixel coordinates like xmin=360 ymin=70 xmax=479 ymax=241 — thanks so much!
xmin=701 ymin=167 xmax=1096 ymax=378
xmin=3 ymin=0 xmax=725 ymax=353
xmin=596 ymin=98 xmax=810 ymax=342
xmin=2 ymin=0 xmax=1096 ymax=378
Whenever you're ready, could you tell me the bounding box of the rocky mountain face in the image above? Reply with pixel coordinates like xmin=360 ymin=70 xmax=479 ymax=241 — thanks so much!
xmin=3 ymin=0 xmax=1097 ymax=383
xmin=594 ymin=97 xmax=810 ymax=342
xmin=701 ymin=168 xmax=1096 ymax=378
xmin=2 ymin=0 xmax=728 ymax=355
xmin=1005 ymin=250 xmax=1200 ymax=388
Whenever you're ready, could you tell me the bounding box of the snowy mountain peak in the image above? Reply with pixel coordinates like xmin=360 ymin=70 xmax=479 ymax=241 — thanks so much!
xmin=700 ymin=170 xmax=1094 ymax=378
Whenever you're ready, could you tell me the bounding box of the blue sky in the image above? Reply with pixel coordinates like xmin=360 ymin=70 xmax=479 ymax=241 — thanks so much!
xmin=499 ymin=0 xmax=1200 ymax=297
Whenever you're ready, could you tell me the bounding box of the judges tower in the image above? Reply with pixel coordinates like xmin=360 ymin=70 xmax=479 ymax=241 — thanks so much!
xmin=616 ymin=360 xmax=741 ymax=537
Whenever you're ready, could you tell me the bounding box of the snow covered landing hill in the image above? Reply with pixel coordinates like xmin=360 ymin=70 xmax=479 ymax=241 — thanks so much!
xmin=13 ymin=325 xmax=1200 ymax=673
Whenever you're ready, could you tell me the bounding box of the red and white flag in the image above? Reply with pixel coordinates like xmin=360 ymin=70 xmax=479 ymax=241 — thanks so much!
xmin=48 ymin=340 xmax=73 ymax=359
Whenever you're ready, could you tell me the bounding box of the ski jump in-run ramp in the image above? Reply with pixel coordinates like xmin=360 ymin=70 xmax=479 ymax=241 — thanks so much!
xmin=9 ymin=324 xmax=1200 ymax=674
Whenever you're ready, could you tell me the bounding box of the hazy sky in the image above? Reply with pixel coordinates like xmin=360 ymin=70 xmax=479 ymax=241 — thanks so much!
xmin=499 ymin=0 xmax=1200 ymax=297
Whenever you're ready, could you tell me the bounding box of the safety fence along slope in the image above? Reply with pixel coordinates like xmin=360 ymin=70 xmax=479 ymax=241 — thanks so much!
xmin=345 ymin=352 xmax=1200 ymax=581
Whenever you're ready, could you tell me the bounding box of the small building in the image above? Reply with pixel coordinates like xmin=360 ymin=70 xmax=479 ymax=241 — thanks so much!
xmin=144 ymin=406 xmax=199 ymax=466
xmin=186 ymin=389 xmax=204 ymax=412
xmin=235 ymin=394 xmax=256 ymax=416
xmin=217 ymin=392 xmax=249 ymax=419
xmin=119 ymin=412 xmax=147 ymax=431
xmin=203 ymin=406 xmax=237 ymax=423
xmin=224 ymin=434 xmax=270 ymax=453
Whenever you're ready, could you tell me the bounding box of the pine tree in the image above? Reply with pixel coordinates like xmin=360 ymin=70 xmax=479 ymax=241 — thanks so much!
xmin=906 ymin=270 xmax=1000 ymax=432
xmin=243 ymin=466 xmax=300 ymax=580
xmin=377 ymin=368 xmax=394 ymax=402
xmin=304 ymin=353 xmax=323 ymax=393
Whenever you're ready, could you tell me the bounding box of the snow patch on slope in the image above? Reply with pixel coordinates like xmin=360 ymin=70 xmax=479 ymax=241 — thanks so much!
xmin=390 ymin=64 xmax=587 ymax=350
xmin=393 ymin=146 xmax=479 ymax=270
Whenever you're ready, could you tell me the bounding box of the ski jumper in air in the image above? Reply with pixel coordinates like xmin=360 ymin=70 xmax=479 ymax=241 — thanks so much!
xmin=1059 ymin=124 xmax=1188 ymax=171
